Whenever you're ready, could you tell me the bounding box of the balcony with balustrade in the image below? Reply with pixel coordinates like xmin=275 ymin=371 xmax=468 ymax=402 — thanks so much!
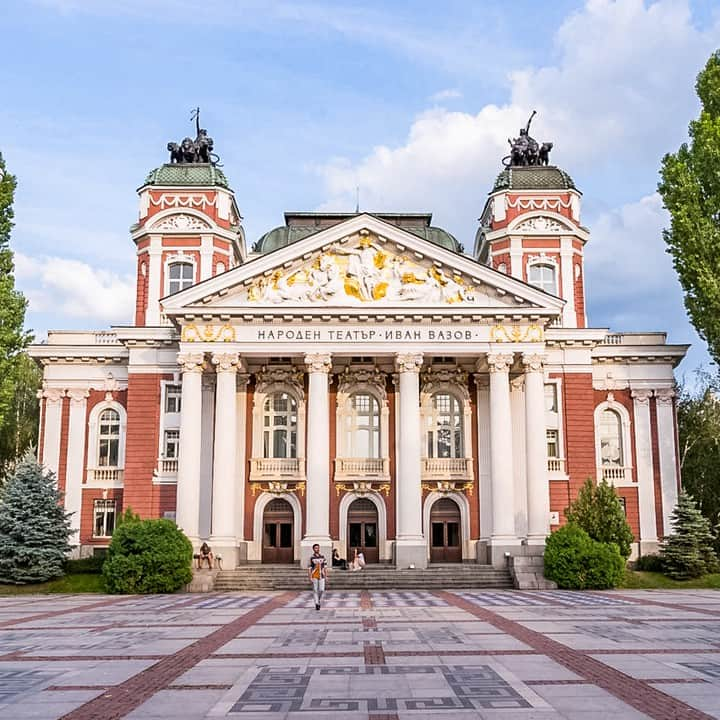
xmin=421 ymin=456 xmax=474 ymax=483
xmin=153 ymin=457 xmax=179 ymax=483
xmin=598 ymin=464 xmax=632 ymax=483
xmin=250 ymin=457 xmax=305 ymax=482
xmin=87 ymin=467 xmax=124 ymax=486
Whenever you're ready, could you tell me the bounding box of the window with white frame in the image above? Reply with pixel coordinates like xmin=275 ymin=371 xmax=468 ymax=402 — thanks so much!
xmin=598 ymin=408 xmax=623 ymax=466
xmin=163 ymin=429 xmax=180 ymax=459
xmin=164 ymin=384 xmax=181 ymax=414
xmin=544 ymin=383 xmax=558 ymax=412
xmin=426 ymin=392 xmax=463 ymax=458
xmin=93 ymin=499 xmax=116 ymax=537
xmin=546 ymin=429 xmax=559 ymax=458
xmin=97 ymin=409 xmax=120 ymax=467
xmin=345 ymin=393 xmax=380 ymax=458
xmin=263 ymin=392 xmax=298 ymax=458
xmin=528 ymin=263 xmax=558 ymax=295
xmin=167 ymin=262 xmax=194 ymax=295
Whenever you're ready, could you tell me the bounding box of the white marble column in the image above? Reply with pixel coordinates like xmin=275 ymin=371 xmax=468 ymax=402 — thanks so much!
xmin=632 ymin=389 xmax=658 ymax=551
xmin=655 ymin=388 xmax=679 ymax=536
xmin=210 ymin=352 xmax=239 ymax=565
xmin=302 ymin=352 xmax=332 ymax=562
xmin=198 ymin=375 xmax=215 ymax=539
xmin=176 ymin=352 xmax=205 ymax=544
xmin=65 ymin=388 xmax=89 ymax=555
xmin=40 ymin=387 xmax=65 ymax=474
xmin=234 ymin=373 xmax=251 ymax=562
xmin=473 ymin=373 xmax=492 ymax=553
xmin=523 ymin=354 xmax=549 ymax=544
xmin=488 ymin=353 xmax=517 ymax=559
xmin=394 ymin=352 xmax=426 ymax=568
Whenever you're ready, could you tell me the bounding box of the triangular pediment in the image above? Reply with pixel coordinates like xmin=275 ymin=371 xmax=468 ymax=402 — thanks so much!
xmin=162 ymin=214 xmax=564 ymax=316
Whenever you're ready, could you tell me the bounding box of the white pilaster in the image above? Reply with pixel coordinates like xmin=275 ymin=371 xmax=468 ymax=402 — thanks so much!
xmin=655 ymin=389 xmax=679 ymax=536
xmin=210 ymin=352 xmax=239 ymax=565
xmin=488 ymin=352 xmax=518 ymax=560
xmin=395 ymin=352 xmax=426 ymax=568
xmin=200 ymin=235 xmax=214 ymax=280
xmin=65 ymin=388 xmax=89 ymax=554
xmin=474 ymin=374 xmax=492 ymax=545
xmin=41 ymin=387 xmax=65 ymax=475
xmin=145 ymin=235 xmax=162 ymax=325
xmin=560 ymin=236 xmax=576 ymax=327
xmin=198 ymin=374 xmax=215 ymax=539
xmin=523 ymin=354 xmax=550 ymax=543
xmin=235 ymin=373 xmax=250 ymax=560
xmin=632 ymin=389 xmax=658 ymax=550
xmin=511 ymin=375 xmax=527 ymax=538
xmin=176 ymin=352 xmax=204 ymax=544
xmin=302 ymin=352 xmax=332 ymax=562
xmin=509 ymin=237 xmax=523 ymax=279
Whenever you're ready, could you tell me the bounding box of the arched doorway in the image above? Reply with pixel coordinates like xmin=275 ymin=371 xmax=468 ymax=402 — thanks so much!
xmin=347 ymin=498 xmax=378 ymax=564
xmin=430 ymin=497 xmax=461 ymax=563
xmin=262 ymin=498 xmax=294 ymax=563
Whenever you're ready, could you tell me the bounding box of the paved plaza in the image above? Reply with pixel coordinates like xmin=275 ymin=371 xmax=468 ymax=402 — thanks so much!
xmin=0 ymin=589 xmax=718 ymax=719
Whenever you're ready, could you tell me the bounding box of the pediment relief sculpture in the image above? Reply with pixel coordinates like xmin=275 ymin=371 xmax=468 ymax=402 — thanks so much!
xmin=514 ymin=216 xmax=568 ymax=232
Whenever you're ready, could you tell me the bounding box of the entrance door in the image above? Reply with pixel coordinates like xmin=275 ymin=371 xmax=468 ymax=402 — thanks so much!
xmin=347 ymin=498 xmax=379 ymax=564
xmin=430 ymin=497 xmax=461 ymax=563
xmin=262 ymin=498 xmax=294 ymax=563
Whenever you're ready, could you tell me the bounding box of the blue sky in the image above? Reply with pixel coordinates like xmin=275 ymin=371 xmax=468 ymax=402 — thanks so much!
xmin=2 ymin=0 xmax=719 ymax=379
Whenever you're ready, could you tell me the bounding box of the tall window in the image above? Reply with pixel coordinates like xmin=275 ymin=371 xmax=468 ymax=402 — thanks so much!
xmin=599 ymin=409 xmax=623 ymax=466
xmin=528 ymin=263 xmax=558 ymax=295
xmin=544 ymin=384 xmax=558 ymax=412
xmin=93 ymin=499 xmax=116 ymax=537
xmin=426 ymin=392 xmax=463 ymax=458
xmin=97 ymin=409 xmax=120 ymax=467
xmin=345 ymin=393 xmax=380 ymax=458
xmin=263 ymin=393 xmax=297 ymax=458
xmin=167 ymin=262 xmax=194 ymax=295
xmin=546 ymin=429 xmax=559 ymax=459
xmin=165 ymin=384 xmax=182 ymax=413
xmin=163 ymin=429 xmax=180 ymax=459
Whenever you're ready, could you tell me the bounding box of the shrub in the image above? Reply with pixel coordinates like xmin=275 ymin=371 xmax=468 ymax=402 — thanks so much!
xmin=635 ymin=554 xmax=664 ymax=572
xmin=64 ymin=555 xmax=106 ymax=574
xmin=565 ymin=478 xmax=634 ymax=559
xmin=544 ymin=523 xmax=625 ymax=589
xmin=103 ymin=516 xmax=192 ymax=593
xmin=661 ymin=490 xmax=720 ymax=580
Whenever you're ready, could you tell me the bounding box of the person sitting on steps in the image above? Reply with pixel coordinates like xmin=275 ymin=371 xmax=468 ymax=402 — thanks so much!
xmin=197 ymin=542 xmax=214 ymax=570
xmin=332 ymin=548 xmax=348 ymax=570
xmin=349 ymin=548 xmax=365 ymax=571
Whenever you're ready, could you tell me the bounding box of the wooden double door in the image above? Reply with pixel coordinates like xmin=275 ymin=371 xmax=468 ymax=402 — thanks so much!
xmin=347 ymin=498 xmax=379 ymax=564
xmin=429 ymin=497 xmax=462 ymax=563
xmin=262 ymin=498 xmax=294 ymax=563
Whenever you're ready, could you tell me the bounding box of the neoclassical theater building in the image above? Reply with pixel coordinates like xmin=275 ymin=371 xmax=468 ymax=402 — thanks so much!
xmin=30 ymin=129 xmax=687 ymax=568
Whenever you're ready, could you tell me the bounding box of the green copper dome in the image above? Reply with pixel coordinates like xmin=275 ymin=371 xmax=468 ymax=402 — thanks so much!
xmin=142 ymin=163 xmax=229 ymax=189
xmin=492 ymin=165 xmax=576 ymax=192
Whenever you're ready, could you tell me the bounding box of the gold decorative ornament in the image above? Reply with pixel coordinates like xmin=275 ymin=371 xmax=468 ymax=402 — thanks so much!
xmin=490 ymin=324 xmax=544 ymax=343
xmin=181 ymin=324 xmax=236 ymax=343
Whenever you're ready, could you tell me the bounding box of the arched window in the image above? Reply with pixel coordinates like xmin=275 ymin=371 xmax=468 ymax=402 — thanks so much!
xmin=528 ymin=263 xmax=558 ymax=295
xmin=263 ymin=392 xmax=297 ymax=458
xmin=426 ymin=392 xmax=463 ymax=458
xmin=345 ymin=393 xmax=380 ymax=458
xmin=598 ymin=409 xmax=623 ymax=466
xmin=167 ymin=262 xmax=194 ymax=295
xmin=97 ymin=409 xmax=120 ymax=467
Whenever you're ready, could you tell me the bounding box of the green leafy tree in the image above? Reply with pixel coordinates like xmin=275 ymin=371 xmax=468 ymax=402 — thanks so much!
xmin=661 ymin=490 xmax=719 ymax=580
xmin=658 ymin=50 xmax=720 ymax=363
xmin=565 ymin=477 xmax=635 ymax=559
xmin=0 ymin=451 xmax=73 ymax=584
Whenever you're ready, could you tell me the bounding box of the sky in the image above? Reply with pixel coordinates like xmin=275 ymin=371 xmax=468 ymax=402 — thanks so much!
xmin=2 ymin=0 xmax=719 ymax=380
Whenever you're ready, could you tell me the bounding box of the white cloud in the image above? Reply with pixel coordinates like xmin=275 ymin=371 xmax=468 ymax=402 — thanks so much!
xmin=14 ymin=253 xmax=135 ymax=325
xmin=429 ymin=88 xmax=463 ymax=103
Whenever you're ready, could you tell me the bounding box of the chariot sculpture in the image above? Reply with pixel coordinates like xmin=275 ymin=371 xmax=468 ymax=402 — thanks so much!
xmin=503 ymin=111 xmax=553 ymax=167
xmin=167 ymin=107 xmax=222 ymax=166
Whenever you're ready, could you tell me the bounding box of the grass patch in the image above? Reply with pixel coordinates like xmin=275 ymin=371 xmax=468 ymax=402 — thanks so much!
xmin=0 ymin=573 xmax=106 ymax=594
xmin=620 ymin=570 xmax=720 ymax=589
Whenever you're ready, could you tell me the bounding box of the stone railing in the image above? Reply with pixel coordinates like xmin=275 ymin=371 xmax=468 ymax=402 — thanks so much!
xmin=250 ymin=457 xmax=304 ymax=479
xmin=94 ymin=331 xmax=119 ymax=344
xmin=159 ymin=458 xmax=178 ymax=474
xmin=599 ymin=465 xmax=631 ymax=482
xmin=88 ymin=468 xmax=124 ymax=483
xmin=547 ymin=458 xmax=565 ymax=473
xmin=334 ymin=457 xmax=390 ymax=479
xmin=421 ymin=457 xmax=473 ymax=481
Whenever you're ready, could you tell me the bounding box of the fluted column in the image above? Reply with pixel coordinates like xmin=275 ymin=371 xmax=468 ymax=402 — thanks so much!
xmin=395 ymin=352 xmax=426 ymax=568
xmin=488 ymin=353 xmax=516 ymax=550
xmin=210 ymin=352 xmax=239 ymax=565
xmin=523 ymin=353 xmax=549 ymax=543
xmin=176 ymin=351 xmax=205 ymax=544
xmin=302 ymin=352 xmax=332 ymax=562
xmin=632 ymin=389 xmax=658 ymax=551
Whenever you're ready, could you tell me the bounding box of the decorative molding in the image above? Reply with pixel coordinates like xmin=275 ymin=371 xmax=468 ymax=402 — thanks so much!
xmin=421 ymin=480 xmax=474 ymax=496
xmin=506 ymin=197 xmax=573 ymax=211
xmin=335 ymin=481 xmax=390 ymax=497
xmin=472 ymin=373 xmax=490 ymax=391
xmin=250 ymin=480 xmax=305 ymax=497
xmin=177 ymin=351 xmax=205 ymax=373
xmin=655 ymin=388 xmax=676 ymax=405
xmin=211 ymin=352 xmax=239 ymax=373
xmin=395 ymin=352 xmax=423 ymax=373
xmin=150 ymin=213 xmax=211 ymax=231
xmin=236 ymin=372 xmax=251 ymax=390
xmin=254 ymin=367 xmax=304 ymax=396
xmin=515 ymin=216 xmax=568 ymax=232
xmin=490 ymin=324 xmax=544 ymax=343
xmin=102 ymin=373 xmax=121 ymax=401
xmin=487 ymin=353 xmax=514 ymax=374
xmin=593 ymin=372 xmax=630 ymax=392
xmin=336 ymin=366 xmax=386 ymax=403
xmin=421 ymin=366 xmax=470 ymax=402
xmin=181 ymin=324 xmax=236 ymax=343
xmin=41 ymin=386 xmax=65 ymax=405
xmin=304 ymin=352 xmax=332 ymax=374
xmin=522 ymin=352 xmax=546 ymax=373
xmin=631 ymin=389 xmax=653 ymax=404
xmin=150 ymin=194 xmax=218 ymax=210
xmin=66 ymin=388 xmax=90 ymax=405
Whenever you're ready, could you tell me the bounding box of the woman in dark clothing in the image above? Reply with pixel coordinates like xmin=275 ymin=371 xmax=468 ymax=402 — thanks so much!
xmin=332 ymin=548 xmax=348 ymax=570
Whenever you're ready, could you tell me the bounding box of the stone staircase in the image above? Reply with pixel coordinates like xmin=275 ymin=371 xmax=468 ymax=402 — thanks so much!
xmin=213 ymin=563 xmax=513 ymax=591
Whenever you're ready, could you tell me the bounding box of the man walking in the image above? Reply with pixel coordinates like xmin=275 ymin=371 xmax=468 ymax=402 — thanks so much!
xmin=308 ymin=543 xmax=328 ymax=611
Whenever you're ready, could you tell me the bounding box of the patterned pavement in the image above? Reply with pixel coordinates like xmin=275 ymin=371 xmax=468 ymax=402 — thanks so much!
xmin=0 ymin=589 xmax=718 ymax=719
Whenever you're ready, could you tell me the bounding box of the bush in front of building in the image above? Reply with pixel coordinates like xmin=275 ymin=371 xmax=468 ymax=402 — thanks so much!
xmin=544 ymin=523 xmax=625 ymax=589
xmin=565 ymin=477 xmax=634 ymax=559
xmin=661 ymin=491 xmax=720 ymax=580
xmin=634 ymin=553 xmax=665 ymax=572
xmin=0 ymin=452 xmax=73 ymax=584
xmin=103 ymin=512 xmax=193 ymax=593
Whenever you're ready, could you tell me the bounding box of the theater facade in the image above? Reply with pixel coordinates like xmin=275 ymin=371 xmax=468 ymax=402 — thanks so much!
xmin=30 ymin=133 xmax=687 ymax=568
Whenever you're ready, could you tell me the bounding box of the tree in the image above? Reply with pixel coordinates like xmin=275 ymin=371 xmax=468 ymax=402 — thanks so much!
xmin=565 ymin=477 xmax=635 ymax=559
xmin=0 ymin=451 xmax=73 ymax=584
xmin=661 ymin=490 xmax=719 ymax=580
xmin=658 ymin=50 xmax=720 ymax=364
xmin=676 ymin=371 xmax=720 ymax=552
xmin=0 ymin=153 xmax=32 ymax=473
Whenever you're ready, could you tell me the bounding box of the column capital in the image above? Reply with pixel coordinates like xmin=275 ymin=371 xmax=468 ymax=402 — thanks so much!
xmin=631 ymin=389 xmax=653 ymax=404
xmin=305 ymin=352 xmax=332 ymax=374
xmin=487 ymin=352 xmax=514 ymax=374
xmin=41 ymin=386 xmax=66 ymax=405
xmin=212 ymin=351 xmax=240 ymax=373
xmin=472 ymin=373 xmax=490 ymax=391
xmin=521 ymin=352 xmax=546 ymax=373
xmin=655 ymin=388 xmax=676 ymax=405
xmin=66 ymin=388 xmax=90 ymax=406
xmin=395 ymin=352 xmax=423 ymax=374
xmin=177 ymin=351 xmax=205 ymax=373
xmin=236 ymin=372 xmax=251 ymax=389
